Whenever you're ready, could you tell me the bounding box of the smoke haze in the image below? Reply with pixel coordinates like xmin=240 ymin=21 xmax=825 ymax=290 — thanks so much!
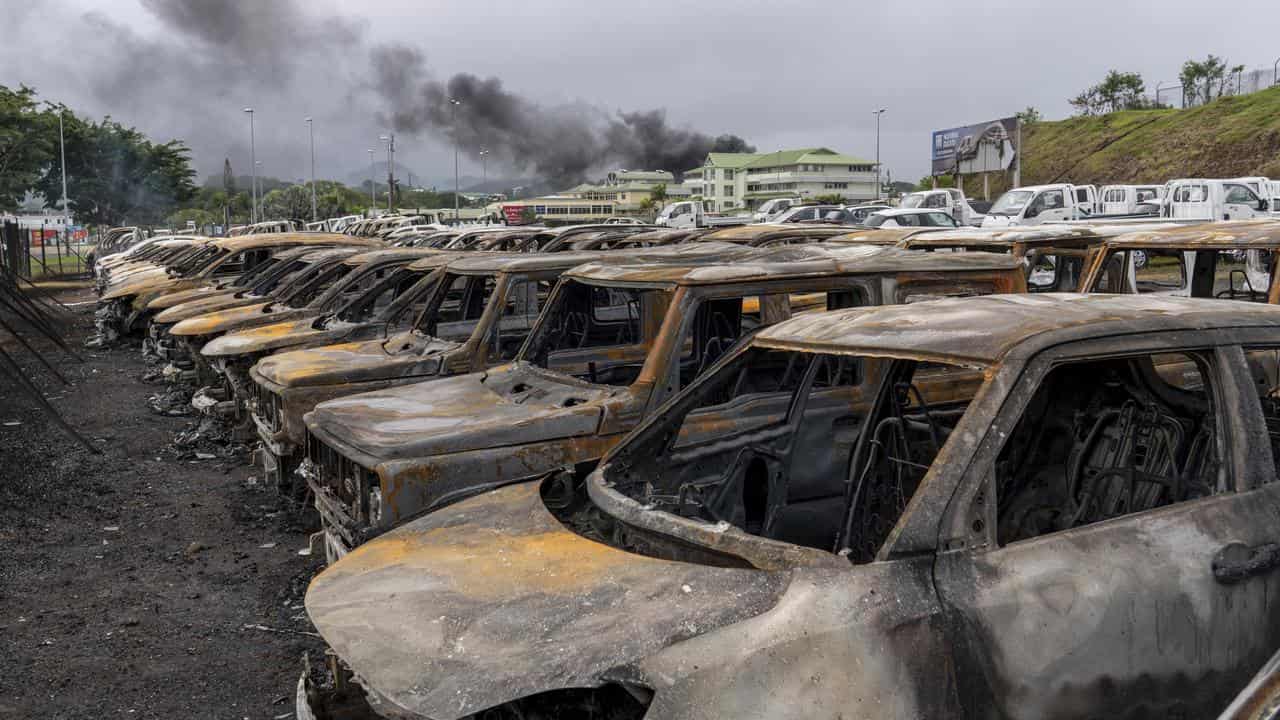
xmin=6 ymin=0 xmax=753 ymax=188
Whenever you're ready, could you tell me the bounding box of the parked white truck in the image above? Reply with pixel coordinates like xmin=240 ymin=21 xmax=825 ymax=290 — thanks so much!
xmin=654 ymin=200 xmax=749 ymax=229
xmin=750 ymin=197 xmax=800 ymax=223
xmin=1160 ymin=178 xmax=1271 ymax=221
xmin=982 ymin=184 xmax=1086 ymax=227
xmin=1098 ymin=184 xmax=1165 ymax=215
xmin=898 ymin=189 xmax=985 ymax=226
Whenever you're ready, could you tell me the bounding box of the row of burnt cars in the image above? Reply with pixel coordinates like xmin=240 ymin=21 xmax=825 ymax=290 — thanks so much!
xmin=91 ymin=218 xmax=1280 ymax=720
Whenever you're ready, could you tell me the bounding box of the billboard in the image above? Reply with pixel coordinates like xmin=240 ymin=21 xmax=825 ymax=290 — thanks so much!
xmin=931 ymin=117 xmax=1019 ymax=176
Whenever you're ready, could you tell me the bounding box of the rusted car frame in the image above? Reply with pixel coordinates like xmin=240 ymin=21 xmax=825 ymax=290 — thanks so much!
xmin=1080 ymin=219 xmax=1280 ymax=302
xmin=299 ymin=245 xmax=1026 ymax=562
xmin=305 ymin=294 xmax=1280 ymax=719
xmin=95 ymin=233 xmax=379 ymax=342
xmin=697 ymin=224 xmax=861 ymax=247
xmin=250 ymin=249 xmax=676 ymax=489
xmin=177 ymin=248 xmax=437 ymax=402
xmin=146 ymin=246 xmax=354 ymax=361
xmin=896 ymin=223 xmax=1179 ymax=292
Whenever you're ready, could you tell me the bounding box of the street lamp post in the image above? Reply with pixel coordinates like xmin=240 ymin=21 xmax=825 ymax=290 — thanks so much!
xmin=255 ymin=161 xmax=263 ymax=217
xmin=243 ymin=108 xmax=256 ymax=223
xmin=367 ymin=149 xmax=375 ymax=212
xmin=379 ymin=134 xmax=395 ymax=212
xmin=872 ymin=108 xmax=886 ymax=201
xmin=305 ymin=117 xmax=317 ymax=222
xmin=450 ymin=98 xmax=462 ymax=222
xmin=479 ymin=148 xmax=488 ymax=187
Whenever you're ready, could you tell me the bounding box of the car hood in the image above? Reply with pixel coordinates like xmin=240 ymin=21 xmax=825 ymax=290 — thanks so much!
xmin=201 ymin=315 xmax=337 ymax=357
xmin=306 ymin=481 xmax=787 ymax=720
xmin=101 ymin=273 xmax=183 ymax=301
xmin=147 ymin=285 xmax=229 ymax=311
xmin=255 ymin=333 xmax=459 ymax=389
xmin=306 ymin=363 xmax=614 ymax=461
xmin=154 ymin=292 xmax=262 ymax=324
xmin=170 ymin=302 xmax=307 ymax=338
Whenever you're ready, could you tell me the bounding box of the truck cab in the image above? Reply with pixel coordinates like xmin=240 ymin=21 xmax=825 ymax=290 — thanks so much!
xmin=751 ymin=198 xmax=800 ymax=223
xmin=1162 ymin=179 xmax=1270 ymax=221
xmin=899 ymin=189 xmax=984 ymax=226
xmin=982 ymin=184 xmax=1081 ymax=227
xmin=1098 ymin=184 xmax=1164 ymax=215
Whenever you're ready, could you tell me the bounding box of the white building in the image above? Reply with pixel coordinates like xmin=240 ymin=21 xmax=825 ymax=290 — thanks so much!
xmin=682 ymin=147 xmax=878 ymax=212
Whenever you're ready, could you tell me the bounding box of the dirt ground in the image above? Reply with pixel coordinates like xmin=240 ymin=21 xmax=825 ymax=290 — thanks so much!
xmin=0 ymin=285 xmax=324 ymax=719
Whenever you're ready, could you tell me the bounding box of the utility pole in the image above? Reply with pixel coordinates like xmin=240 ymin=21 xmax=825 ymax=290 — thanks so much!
xmin=479 ymin=148 xmax=488 ymax=187
xmin=450 ymin=98 xmax=462 ymax=222
xmin=379 ymin=134 xmax=395 ymax=212
xmin=306 ymin=117 xmax=317 ymax=222
xmin=872 ymin=108 xmax=886 ymax=201
xmin=243 ymin=108 xmax=256 ymax=223
xmin=367 ymin=148 xmax=375 ymax=213
xmin=58 ymin=110 xmax=68 ymax=218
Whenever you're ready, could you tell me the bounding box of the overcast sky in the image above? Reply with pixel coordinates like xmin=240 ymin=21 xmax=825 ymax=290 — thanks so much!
xmin=4 ymin=0 xmax=1278 ymax=188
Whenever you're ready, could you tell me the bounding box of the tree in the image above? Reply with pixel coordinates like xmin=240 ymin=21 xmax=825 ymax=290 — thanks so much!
xmin=1015 ymin=106 xmax=1042 ymax=125
xmin=814 ymin=193 xmax=845 ymax=204
xmin=1179 ymin=55 xmax=1229 ymax=106
xmin=1070 ymin=71 xmax=1150 ymax=116
xmin=914 ymin=175 xmax=955 ymax=191
xmin=638 ymin=197 xmax=657 ymax=217
xmin=0 ymin=85 xmax=55 ymax=212
xmin=262 ymin=184 xmax=315 ymax=222
xmin=35 ymin=113 xmax=196 ymax=226
xmin=649 ymin=183 xmax=668 ymax=208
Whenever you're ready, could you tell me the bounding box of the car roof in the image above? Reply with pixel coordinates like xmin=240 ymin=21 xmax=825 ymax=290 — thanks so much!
xmin=212 ymin=232 xmax=378 ymax=251
xmin=1102 ymin=219 xmax=1280 ymax=249
xmin=341 ymin=247 xmax=441 ymax=266
xmin=405 ymin=251 xmax=465 ymax=270
xmin=827 ymin=227 xmax=942 ymax=245
xmin=699 ymin=224 xmax=855 ymax=243
xmin=898 ymin=224 xmax=1177 ymax=248
xmin=755 ymin=293 xmax=1280 ymax=366
xmin=568 ymin=243 xmax=1020 ymax=287
xmin=876 ymin=208 xmax=947 ymax=216
xmin=443 ymin=251 xmax=618 ymax=274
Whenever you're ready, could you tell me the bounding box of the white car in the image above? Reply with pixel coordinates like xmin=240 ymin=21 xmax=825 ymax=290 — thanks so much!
xmin=864 ymin=208 xmax=960 ymax=228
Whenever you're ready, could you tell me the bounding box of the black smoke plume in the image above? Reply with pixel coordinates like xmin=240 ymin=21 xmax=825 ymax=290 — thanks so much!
xmin=370 ymin=44 xmax=754 ymax=188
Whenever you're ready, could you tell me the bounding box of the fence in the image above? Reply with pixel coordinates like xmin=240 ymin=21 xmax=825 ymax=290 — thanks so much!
xmin=0 ymin=221 xmax=92 ymax=280
xmin=1152 ymin=60 xmax=1280 ymax=109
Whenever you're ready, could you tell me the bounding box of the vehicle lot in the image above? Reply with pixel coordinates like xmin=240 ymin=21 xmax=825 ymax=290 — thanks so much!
xmin=0 ymin=287 xmax=322 ymax=719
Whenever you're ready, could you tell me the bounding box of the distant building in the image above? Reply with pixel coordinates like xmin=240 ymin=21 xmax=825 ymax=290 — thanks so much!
xmin=683 ymin=148 xmax=878 ymax=211
xmin=496 ymin=169 xmax=692 ymax=224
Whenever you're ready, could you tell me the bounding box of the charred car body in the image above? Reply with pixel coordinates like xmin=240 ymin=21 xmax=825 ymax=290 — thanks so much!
xmin=95 ymin=233 xmax=378 ymax=343
xmin=300 ymin=244 xmax=1026 ymax=561
xmin=251 ymin=248 xmax=710 ymax=492
xmin=174 ymin=248 xmax=436 ymax=404
xmin=307 ymin=294 xmax=1280 ymax=719
xmin=1082 ymin=219 xmax=1280 ymax=302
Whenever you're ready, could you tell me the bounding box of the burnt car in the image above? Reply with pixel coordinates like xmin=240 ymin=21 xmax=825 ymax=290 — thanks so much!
xmin=300 ymin=244 xmax=1026 ymax=561
xmin=697 ymin=224 xmax=859 ymax=247
xmin=250 ymin=248 xmax=718 ymax=491
xmin=306 ymin=293 xmax=1280 ymax=719
xmin=897 ymin=223 xmax=1180 ymax=292
xmin=1081 ymin=219 xmax=1280 ymax=301
xmin=146 ymin=246 xmax=355 ymax=361
xmin=95 ymin=233 xmax=380 ymax=343
xmin=175 ymin=248 xmax=437 ymax=403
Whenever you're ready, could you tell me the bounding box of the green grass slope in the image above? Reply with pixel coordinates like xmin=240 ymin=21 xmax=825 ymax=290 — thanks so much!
xmin=961 ymin=86 xmax=1280 ymax=198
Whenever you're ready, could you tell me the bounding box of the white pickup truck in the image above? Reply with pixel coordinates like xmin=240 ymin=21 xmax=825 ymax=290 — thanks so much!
xmin=1098 ymin=184 xmax=1164 ymax=215
xmin=654 ymin=201 xmax=749 ymax=229
xmin=1160 ymin=178 xmax=1270 ymax=221
xmin=898 ymin=189 xmax=985 ymax=226
xmin=750 ymin=197 xmax=800 ymax=223
xmin=982 ymin=184 xmax=1087 ymax=227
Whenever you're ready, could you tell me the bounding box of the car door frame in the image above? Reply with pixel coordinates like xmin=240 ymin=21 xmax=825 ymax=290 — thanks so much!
xmin=908 ymin=327 xmax=1280 ymax=718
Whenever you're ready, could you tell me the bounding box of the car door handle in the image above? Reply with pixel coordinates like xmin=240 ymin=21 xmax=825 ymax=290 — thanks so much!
xmin=1212 ymin=542 xmax=1280 ymax=584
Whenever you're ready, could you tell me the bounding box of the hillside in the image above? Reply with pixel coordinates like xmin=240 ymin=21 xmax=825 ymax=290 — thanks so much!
xmin=961 ymin=85 xmax=1280 ymax=198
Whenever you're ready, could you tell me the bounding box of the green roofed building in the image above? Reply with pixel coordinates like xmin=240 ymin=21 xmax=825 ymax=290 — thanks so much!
xmin=681 ymin=147 xmax=878 ymax=212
